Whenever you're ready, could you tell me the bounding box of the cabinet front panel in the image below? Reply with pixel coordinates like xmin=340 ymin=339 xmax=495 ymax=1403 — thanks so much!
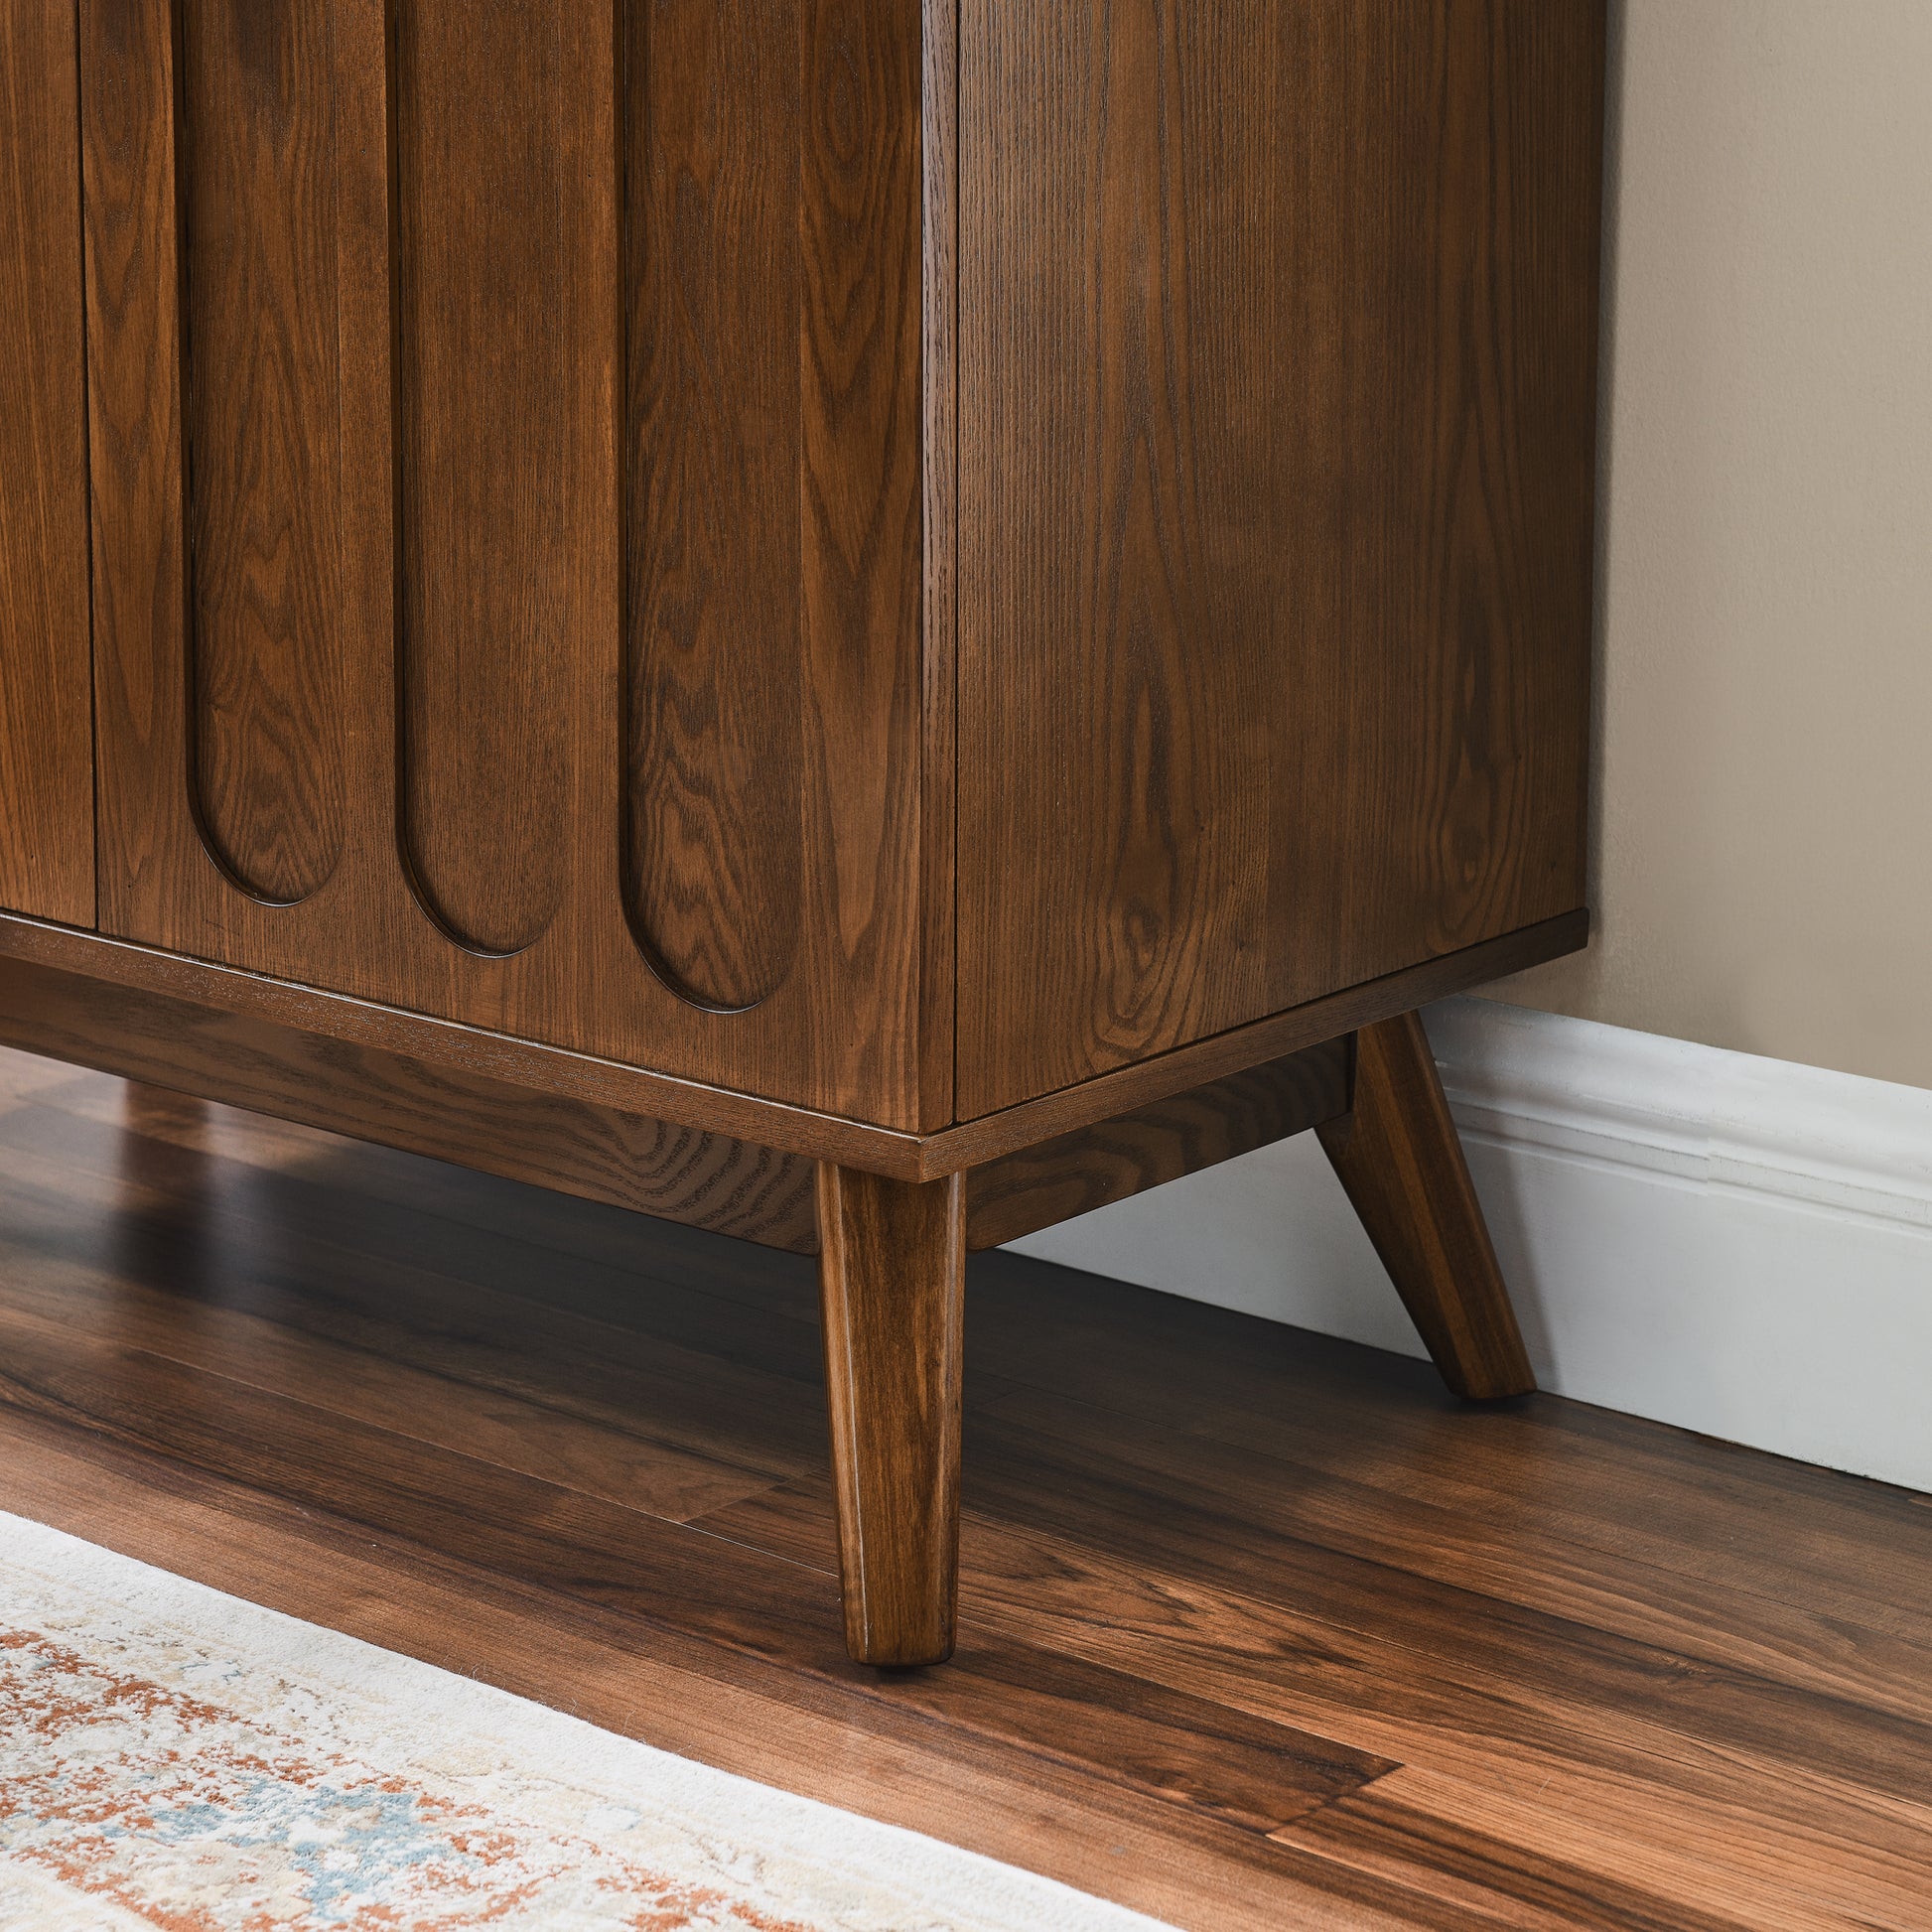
xmin=77 ymin=0 xmax=937 ymax=1128
xmin=956 ymin=0 xmax=1603 ymax=1116
xmin=178 ymin=0 xmax=345 ymax=907
xmin=624 ymin=2 xmax=806 ymax=1013
xmin=0 ymin=0 xmax=95 ymax=928
xmin=394 ymin=0 xmax=573 ymax=957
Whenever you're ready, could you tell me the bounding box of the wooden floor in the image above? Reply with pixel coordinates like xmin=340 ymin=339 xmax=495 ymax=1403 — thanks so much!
xmin=1 ymin=1046 xmax=1929 ymax=1930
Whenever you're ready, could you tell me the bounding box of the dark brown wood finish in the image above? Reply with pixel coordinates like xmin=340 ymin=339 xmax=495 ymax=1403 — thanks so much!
xmin=79 ymin=0 xmax=402 ymax=954
xmin=1318 ymin=1012 xmax=1535 ymax=1400
xmin=0 ymin=950 xmax=1360 ymax=1260
xmin=916 ymin=0 xmax=959 ymax=1125
xmin=75 ymin=0 xmax=942 ymax=1128
xmin=786 ymin=0 xmax=935 ymax=1120
xmin=929 ymin=909 xmax=1587 ymax=1173
xmin=176 ymin=0 xmax=345 ymax=906
xmin=0 ymin=908 xmax=1583 ymax=1180
xmin=42 ymin=0 xmax=1605 ymax=1689
xmin=619 ymin=0 xmax=940 ymax=1121
xmin=65 ymin=0 xmax=1596 ymax=1131
xmin=0 ymin=1049 xmax=1927 ymax=1930
xmin=0 ymin=905 xmax=939 ymax=1173
xmin=0 ymin=952 xmax=821 ymax=1252
xmin=815 ymin=1164 xmax=965 ymax=1666
xmin=0 ymin=0 xmax=94 ymax=928
xmin=623 ymin=0 xmax=806 ymax=1011
xmin=966 ymin=1036 xmax=1349 ymax=1250
xmin=955 ymin=0 xmax=1603 ymax=1116
xmin=79 ymin=0 xmax=193 ymax=929
xmin=391 ymin=0 xmax=584 ymax=957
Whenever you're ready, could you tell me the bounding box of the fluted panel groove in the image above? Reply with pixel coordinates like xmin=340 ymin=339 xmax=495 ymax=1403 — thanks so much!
xmin=391 ymin=0 xmax=570 ymax=958
xmin=178 ymin=0 xmax=346 ymax=906
xmin=621 ymin=0 xmax=804 ymax=1013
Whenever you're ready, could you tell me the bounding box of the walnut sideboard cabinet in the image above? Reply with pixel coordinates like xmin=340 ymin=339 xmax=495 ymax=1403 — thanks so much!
xmin=0 ymin=0 xmax=1603 ymax=1666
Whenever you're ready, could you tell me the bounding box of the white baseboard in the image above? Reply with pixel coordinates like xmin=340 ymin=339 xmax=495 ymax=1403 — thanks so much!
xmin=1006 ymin=998 xmax=1932 ymax=1494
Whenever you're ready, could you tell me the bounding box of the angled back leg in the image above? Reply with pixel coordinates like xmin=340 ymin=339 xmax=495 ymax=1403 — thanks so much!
xmin=1317 ymin=1011 xmax=1535 ymax=1400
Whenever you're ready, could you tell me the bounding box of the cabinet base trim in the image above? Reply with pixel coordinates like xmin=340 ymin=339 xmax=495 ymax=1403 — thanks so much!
xmin=0 ymin=909 xmax=1584 ymax=1176
xmin=0 ymin=952 xmax=1348 ymax=1256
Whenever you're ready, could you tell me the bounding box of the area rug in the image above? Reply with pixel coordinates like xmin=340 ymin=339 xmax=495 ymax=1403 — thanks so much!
xmin=0 ymin=1512 xmax=1171 ymax=1931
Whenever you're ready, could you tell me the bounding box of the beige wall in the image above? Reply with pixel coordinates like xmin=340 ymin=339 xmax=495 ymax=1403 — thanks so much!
xmin=1486 ymin=0 xmax=1932 ymax=1090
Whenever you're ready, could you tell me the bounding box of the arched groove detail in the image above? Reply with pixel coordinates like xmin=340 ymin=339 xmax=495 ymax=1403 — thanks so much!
xmin=176 ymin=0 xmax=346 ymax=907
xmin=619 ymin=0 xmax=804 ymax=1015
xmin=389 ymin=0 xmax=571 ymax=959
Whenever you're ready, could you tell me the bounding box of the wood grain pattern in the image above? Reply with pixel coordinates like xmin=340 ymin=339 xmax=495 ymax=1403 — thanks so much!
xmin=0 ymin=952 xmax=820 ymax=1252
xmin=81 ymin=0 xmax=198 ymax=931
xmin=0 ymin=1418 xmax=1418 ymax=1932
xmin=0 ymin=909 xmax=1581 ymax=1177
xmin=792 ymin=0 xmax=930 ymax=1116
xmin=965 ymin=1036 xmax=1349 ymax=1251
xmin=177 ymin=0 xmax=345 ymax=905
xmin=0 ymin=906 xmax=936 ymax=1172
xmin=622 ymin=0 xmax=803 ymax=1012
xmin=816 ymin=1164 xmax=964 ymax=1665
xmin=392 ymin=0 xmax=573 ymax=954
xmin=1317 ymin=1011 xmax=1534 ymax=1400
xmin=76 ymin=0 xmax=940 ymax=1130
xmin=0 ymin=0 xmax=94 ymax=927
xmin=68 ymin=0 xmax=1598 ymax=1141
xmin=915 ymin=0 xmax=959 ymax=1127
xmin=955 ymin=0 xmax=1603 ymax=1115
xmin=961 ymin=1253 xmax=1932 ymax=1668
xmin=3 ymin=1057 xmax=1929 ymax=1929
xmin=66 ymin=0 xmax=1597 ymax=1134
xmin=80 ymin=0 xmax=395 ymax=950
xmin=929 ymin=909 xmax=1587 ymax=1168
xmin=0 ymin=951 xmax=1355 ymax=1260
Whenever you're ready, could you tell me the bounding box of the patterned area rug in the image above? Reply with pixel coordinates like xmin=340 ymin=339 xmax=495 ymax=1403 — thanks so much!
xmin=0 ymin=1513 xmax=1171 ymax=1931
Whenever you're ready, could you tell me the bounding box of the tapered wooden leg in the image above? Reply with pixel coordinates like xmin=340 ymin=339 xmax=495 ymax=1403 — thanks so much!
xmin=1317 ymin=1011 xmax=1535 ymax=1400
xmin=815 ymin=1163 xmax=965 ymax=1667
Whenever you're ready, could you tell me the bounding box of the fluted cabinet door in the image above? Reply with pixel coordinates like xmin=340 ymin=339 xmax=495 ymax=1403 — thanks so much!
xmin=77 ymin=0 xmax=946 ymax=1130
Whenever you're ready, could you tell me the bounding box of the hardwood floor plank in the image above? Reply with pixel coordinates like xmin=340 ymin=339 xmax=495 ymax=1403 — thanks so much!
xmin=945 ymin=1409 xmax=1932 ymax=1810
xmin=0 ymin=1093 xmax=834 ymax=1378
xmin=64 ymin=1112 xmax=1932 ymax=1785
xmin=968 ymin=1247 xmax=1928 ymax=1534
xmin=0 ymin=1124 xmax=833 ymax=1466
xmin=968 ymin=1380 xmax=1932 ymax=1727
xmin=1273 ymin=1765 xmax=1932 ymax=1932
xmin=0 ymin=1409 xmax=1478 ymax=1932
xmin=0 ymin=1269 xmax=783 ymax=1525
xmin=0 ymin=1318 xmax=1383 ymax=1844
xmin=961 ymin=1252 xmax=1932 ymax=1644
xmin=44 ymin=1074 xmax=828 ymax=1309
xmin=22 ymin=1067 xmax=1912 ymax=1638
xmin=1274 ymin=1780 xmax=1769 ymax=1932
xmin=698 ymin=1475 xmax=1932 ymax=1915
xmin=0 ymin=1052 xmax=97 ymax=1105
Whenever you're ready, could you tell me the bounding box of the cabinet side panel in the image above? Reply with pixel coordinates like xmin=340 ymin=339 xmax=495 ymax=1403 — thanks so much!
xmin=956 ymin=0 xmax=1602 ymax=1117
xmin=0 ymin=0 xmax=94 ymax=927
xmin=916 ymin=0 xmax=958 ymax=1127
xmin=179 ymin=0 xmax=345 ymax=905
xmin=392 ymin=0 xmax=573 ymax=957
